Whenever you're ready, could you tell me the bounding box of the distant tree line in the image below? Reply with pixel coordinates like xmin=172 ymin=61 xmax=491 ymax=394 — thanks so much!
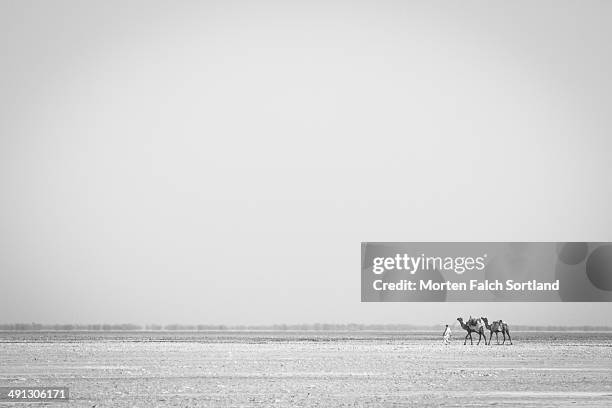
xmin=0 ymin=323 xmax=611 ymax=331
xmin=0 ymin=323 xmax=144 ymax=331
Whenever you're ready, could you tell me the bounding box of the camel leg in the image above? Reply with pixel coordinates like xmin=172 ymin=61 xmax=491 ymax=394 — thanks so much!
xmin=468 ymin=332 xmax=474 ymax=345
xmin=501 ymin=331 xmax=506 ymax=344
xmin=488 ymin=332 xmax=493 ymax=346
xmin=464 ymin=333 xmax=469 ymax=345
xmin=505 ymin=330 xmax=513 ymax=345
xmin=477 ymin=332 xmax=481 ymax=345
xmin=495 ymin=332 xmax=500 ymax=345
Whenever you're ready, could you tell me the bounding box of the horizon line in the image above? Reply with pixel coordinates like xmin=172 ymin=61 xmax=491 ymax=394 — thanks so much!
xmin=2 ymin=322 xmax=612 ymax=331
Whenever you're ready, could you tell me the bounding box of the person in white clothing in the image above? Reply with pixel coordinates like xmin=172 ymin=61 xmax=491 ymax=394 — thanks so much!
xmin=442 ymin=324 xmax=452 ymax=344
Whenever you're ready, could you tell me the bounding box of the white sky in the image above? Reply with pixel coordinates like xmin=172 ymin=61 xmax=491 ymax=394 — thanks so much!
xmin=1 ymin=1 xmax=611 ymax=325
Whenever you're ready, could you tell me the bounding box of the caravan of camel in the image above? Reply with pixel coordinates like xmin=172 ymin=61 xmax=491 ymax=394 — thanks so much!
xmin=456 ymin=317 xmax=513 ymax=345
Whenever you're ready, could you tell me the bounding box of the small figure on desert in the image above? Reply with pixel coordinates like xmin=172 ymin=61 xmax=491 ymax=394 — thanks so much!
xmin=442 ymin=324 xmax=452 ymax=344
xmin=457 ymin=316 xmax=487 ymax=345
xmin=498 ymin=319 xmax=513 ymax=345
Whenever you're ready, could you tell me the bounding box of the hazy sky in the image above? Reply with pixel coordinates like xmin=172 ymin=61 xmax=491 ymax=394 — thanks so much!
xmin=1 ymin=1 xmax=611 ymax=326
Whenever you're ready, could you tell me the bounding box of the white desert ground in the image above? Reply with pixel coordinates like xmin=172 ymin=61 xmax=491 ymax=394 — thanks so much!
xmin=1 ymin=331 xmax=611 ymax=407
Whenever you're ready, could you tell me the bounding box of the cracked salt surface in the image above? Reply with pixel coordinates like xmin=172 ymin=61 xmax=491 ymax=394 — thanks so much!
xmin=0 ymin=331 xmax=611 ymax=407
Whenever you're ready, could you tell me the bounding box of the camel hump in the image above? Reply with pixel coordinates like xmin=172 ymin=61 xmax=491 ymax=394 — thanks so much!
xmin=466 ymin=318 xmax=482 ymax=330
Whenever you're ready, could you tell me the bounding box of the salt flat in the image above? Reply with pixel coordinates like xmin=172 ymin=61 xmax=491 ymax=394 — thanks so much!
xmin=1 ymin=331 xmax=611 ymax=407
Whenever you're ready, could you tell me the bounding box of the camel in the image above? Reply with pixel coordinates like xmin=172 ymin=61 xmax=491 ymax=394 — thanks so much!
xmin=481 ymin=317 xmax=513 ymax=345
xmin=456 ymin=317 xmax=487 ymax=345
xmin=500 ymin=320 xmax=513 ymax=345
xmin=481 ymin=317 xmax=502 ymax=345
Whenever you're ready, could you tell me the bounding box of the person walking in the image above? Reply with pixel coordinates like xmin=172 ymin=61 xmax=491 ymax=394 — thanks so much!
xmin=442 ymin=324 xmax=452 ymax=344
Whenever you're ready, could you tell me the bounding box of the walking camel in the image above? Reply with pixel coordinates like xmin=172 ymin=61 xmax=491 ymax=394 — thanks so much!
xmin=481 ymin=317 xmax=513 ymax=345
xmin=456 ymin=317 xmax=487 ymax=345
xmin=481 ymin=317 xmax=502 ymax=345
